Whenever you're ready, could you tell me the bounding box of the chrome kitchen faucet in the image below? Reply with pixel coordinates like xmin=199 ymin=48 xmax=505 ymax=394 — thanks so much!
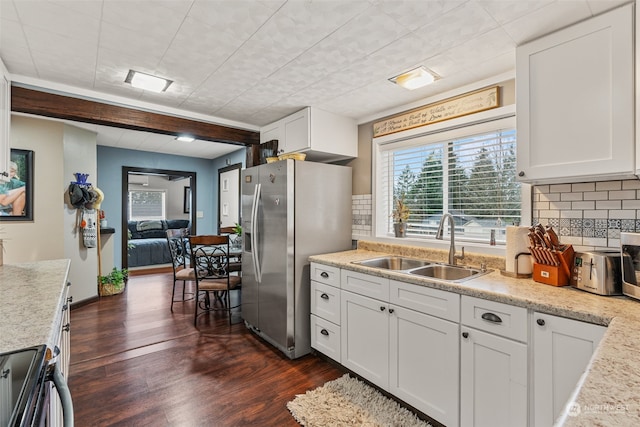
xmin=436 ymin=213 xmax=465 ymax=265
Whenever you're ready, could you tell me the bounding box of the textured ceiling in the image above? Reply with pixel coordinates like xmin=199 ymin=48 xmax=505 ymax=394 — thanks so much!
xmin=0 ymin=0 xmax=629 ymax=158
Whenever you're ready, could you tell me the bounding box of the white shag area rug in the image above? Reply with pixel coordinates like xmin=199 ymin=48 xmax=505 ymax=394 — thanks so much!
xmin=287 ymin=374 xmax=432 ymax=427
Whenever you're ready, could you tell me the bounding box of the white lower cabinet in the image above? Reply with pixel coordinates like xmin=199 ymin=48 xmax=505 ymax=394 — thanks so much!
xmin=460 ymin=296 xmax=528 ymax=427
xmin=341 ymin=277 xmax=460 ymax=427
xmin=340 ymin=289 xmax=389 ymax=389
xmin=310 ymin=265 xmax=342 ymax=363
xmin=390 ymin=304 xmax=459 ymax=427
xmin=310 ymin=314 xmax=341 ymax=362
xmin=532 ymin=312 xmax=606 ymax=427
xmin=311 ymin=265 xmax=609 ymax=427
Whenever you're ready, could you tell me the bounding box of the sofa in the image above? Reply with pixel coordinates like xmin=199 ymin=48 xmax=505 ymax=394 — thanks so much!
xmin=127 ymin=219 xmax=191 ymax=267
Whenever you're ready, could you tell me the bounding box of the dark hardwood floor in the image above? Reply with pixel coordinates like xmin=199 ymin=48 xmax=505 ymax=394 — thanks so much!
xmin=69 ymin=273 xmax=344 ymax=426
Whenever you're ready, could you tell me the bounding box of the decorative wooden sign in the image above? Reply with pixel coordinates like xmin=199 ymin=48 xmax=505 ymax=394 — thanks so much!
xmin=373 ymin=86 xmax=500 ymax=138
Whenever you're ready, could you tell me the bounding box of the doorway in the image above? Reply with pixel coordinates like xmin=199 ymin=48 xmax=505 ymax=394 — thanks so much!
xmin=218 ymin=163 xmax=242 ymax=232
xmin=121 ymin=166 xmax=197 ymax=269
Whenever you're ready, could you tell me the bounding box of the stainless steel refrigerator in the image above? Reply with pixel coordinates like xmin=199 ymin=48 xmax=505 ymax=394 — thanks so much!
xmin=241 ymin=159 xmax=352 ymax=359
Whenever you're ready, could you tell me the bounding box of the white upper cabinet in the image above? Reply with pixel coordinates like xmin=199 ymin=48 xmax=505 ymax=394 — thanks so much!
xmin=0 ymin=58 xmax=10 ymax=182
xmin=259 ymin=107 xmax=357 ymax=162
xmin=516 ymin=3 xmax=634 ymax=184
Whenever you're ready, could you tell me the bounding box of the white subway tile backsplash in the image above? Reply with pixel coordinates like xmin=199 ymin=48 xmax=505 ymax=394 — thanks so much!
xmin=352 ymin=194 xmax=372 ymax=237
xmin=572 ymin=182 xmax=595 ymax=192
xmin=561 ymin=192 xmax=583 ymax=201
xmin=595 ymin=200 xmax=621 ymax=210
xmin=540 ymin=210 xmax=560 ymax=218
xmin=561 ymin=236 xmax=583 ymax=245
xmin=582 ymin=237 xmax=608 ymax=247
xmin=539 ymin=192 xmax=560 ymax=202
xmin=596 ymin=181 xmax=622 ymax=191
xmin=560 ymin=210 xmax=583 ymax=219
xmin=532 ymin=179 xmax=640 ymax=250
xmin=608 ymin=210 xmax=636 ymax=219
xmin=583 ymin=210 xmax=609 ymax=219
xmin=623 ymin=180 xmax=640 ymax=190
xmin=583 ymin=191 xmax=608 ymax=201
xmin=609 ymin=190 xmax=636 ymax=200
xmin=535 ymin=185 xmax=550 ymax=194
xmin=571 ymin=201 xmax=595 ymax=210
xmin=549 ymin=184 xmax=572 ymax=193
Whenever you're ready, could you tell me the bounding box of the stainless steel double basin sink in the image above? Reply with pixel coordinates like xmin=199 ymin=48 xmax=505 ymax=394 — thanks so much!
xmin=352 ymin=256 xmax=490 ymax=283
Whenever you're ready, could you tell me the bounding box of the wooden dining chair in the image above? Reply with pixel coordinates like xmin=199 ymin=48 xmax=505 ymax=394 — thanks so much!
xmin=166 ymin=228 xmax=196 ymax=312
xmin=189 ymin=234 xmax=242 ymax=326
xmin=219 ymin=226 xmax=242 ymax=273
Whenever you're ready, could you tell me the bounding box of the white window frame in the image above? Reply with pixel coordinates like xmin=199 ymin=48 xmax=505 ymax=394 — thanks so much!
xmin=372 ymin=104 xmax=531 ymax=254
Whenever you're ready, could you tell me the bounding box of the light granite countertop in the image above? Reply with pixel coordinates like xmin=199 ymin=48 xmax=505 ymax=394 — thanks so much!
xmin=0 ymin=259 xmax=71 ymax=355
xmin=309 ymin=241 xmax=640 ymax=426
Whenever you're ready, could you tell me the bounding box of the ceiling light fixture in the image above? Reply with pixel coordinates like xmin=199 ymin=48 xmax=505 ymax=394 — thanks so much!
xmin=125 ymin=70 xmax=173 ymax=92
xmin=176 ymin=135 xmax=195 ymax=142
xmin=389 ymin=66 xmax=438 ymax=90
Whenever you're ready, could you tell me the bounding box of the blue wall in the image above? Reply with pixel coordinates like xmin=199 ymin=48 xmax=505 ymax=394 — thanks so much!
xmin=97 ymin=145 xmax=246 ymax=268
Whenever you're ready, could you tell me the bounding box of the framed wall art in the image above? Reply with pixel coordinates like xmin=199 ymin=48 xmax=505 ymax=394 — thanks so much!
xmin=0 ymin=149 xmax=34 ymax=221
xmin=184 ymin=186 xmax=191 ymax=214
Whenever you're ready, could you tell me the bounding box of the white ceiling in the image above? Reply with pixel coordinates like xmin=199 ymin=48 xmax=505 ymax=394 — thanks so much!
xmin=0 ymin=0 xmax=630 ymax=159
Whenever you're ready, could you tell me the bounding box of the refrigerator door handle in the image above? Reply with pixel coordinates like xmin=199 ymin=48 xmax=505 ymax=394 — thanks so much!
xmin=251 ymin=183 xmax=262 ymax=283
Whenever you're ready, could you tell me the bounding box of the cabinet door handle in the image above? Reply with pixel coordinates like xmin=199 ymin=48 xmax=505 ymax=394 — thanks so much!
xmin=462 ymin=332 xmax=469 ymax=339
xmin=62 ymin=323 xmax=70 ymax=332
xmin=320 ymin=272 xmax=329 ymax=279
xmin=536 ymin=318 xmax=545 ymax=326
xmin=67 ymin=296 xmax=73 ymax=303
xmin=380 ymin=306 xmax=386 ymax=311
xmin=320 ymin=329 xmax=329 ymax=336
xmin=518 ymin=171 xmax=525 ymax=177
xmin=388 ymin=308 xmax=394 ymax=314
xmin=320 ymin=293 xmax=329 ymax=300
xmin=481 ymin=312 xmax=502 ymax=323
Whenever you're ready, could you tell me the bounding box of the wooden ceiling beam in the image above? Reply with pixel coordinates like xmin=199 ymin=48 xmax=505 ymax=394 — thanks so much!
xmin=10 ymin=86 xmax=260 ymax=146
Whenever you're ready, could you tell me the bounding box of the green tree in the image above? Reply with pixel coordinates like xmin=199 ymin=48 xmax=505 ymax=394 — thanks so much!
xmin=447 ymin=145 xmax=468 ymax=213
xmin=467 ymin=147 xmax=498 ymax=218
xmin=394 ymin=165 xmax=416 ymax=201
xmin=409 ymin=150 xmax=443 ymax=221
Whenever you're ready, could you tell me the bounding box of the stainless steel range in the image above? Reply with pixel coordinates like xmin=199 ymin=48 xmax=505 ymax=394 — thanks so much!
xmin=0 ymin=345 xmax=73 ymax=427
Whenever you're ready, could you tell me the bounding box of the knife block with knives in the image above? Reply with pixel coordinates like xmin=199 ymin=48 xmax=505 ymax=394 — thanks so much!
xmin=528 ymin=224 xmax=574 ymax=286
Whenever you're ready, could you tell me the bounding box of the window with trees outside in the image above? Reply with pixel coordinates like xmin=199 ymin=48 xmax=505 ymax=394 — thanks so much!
xmin=377 ymin=116 xmax=522 ymax=244
xmin=128 ymin=190 xmax=166 ymax=221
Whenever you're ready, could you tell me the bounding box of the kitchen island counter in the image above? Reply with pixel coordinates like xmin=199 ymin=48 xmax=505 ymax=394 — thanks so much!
xmin=0 ymin=259 xmax=71 ymax=354
xmin=310 ymin=243 xmax=640 ymax=426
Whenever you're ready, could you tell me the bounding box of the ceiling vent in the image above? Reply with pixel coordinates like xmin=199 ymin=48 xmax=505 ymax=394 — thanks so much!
xmin=129 ymin=175 xmax=149 ymax=186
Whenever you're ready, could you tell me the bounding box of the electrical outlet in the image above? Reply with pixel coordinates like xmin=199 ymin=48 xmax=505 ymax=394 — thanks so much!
xmin=196 ymin=210 xmax=204 ymax=218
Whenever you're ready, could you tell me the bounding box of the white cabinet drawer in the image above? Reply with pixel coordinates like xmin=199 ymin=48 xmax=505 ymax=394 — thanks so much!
xmin=461 ymin=295 xmax=528 ymax=342
xmin=311 ymin=314 xmax=341 ymax=362
xmin=311 ymin=281 xmax=341 ymax=325
xmin=310 ymin=262 xmax=341 ymax=287
xmin=390 ymin=280 xmax=460 ymax=323
xmin=341 ymin=269 xmax=389 ymax=300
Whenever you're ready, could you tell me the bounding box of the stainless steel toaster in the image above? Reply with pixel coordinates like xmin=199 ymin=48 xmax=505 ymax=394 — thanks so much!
xmin=570 ymin=250 xmax=629 ymax=295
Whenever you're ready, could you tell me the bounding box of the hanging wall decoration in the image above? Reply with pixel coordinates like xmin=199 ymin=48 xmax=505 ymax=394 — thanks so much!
xmin=373 ymin=86 xmax=500 ymax=138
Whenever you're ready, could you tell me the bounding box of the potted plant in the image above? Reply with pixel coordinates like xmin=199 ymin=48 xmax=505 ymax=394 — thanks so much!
xmin=391 ymin=195 xmax=410 ymax=237
xmin=233 ymin=222 xmax=242 ymax=236
xmin=98 ymin=267 xmax=129 ymax=296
